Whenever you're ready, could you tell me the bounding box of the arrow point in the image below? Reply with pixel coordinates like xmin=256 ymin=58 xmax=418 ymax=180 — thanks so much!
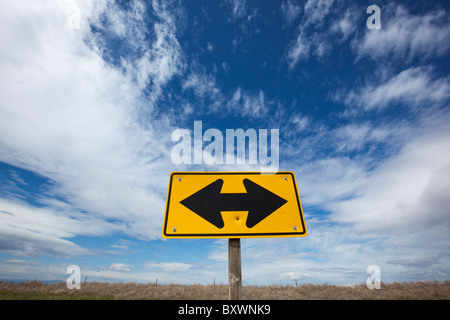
xmin=180 ymin=179 xmax=225 ymax=229
xmin=243 ymin=179 xmax=288 ymax=228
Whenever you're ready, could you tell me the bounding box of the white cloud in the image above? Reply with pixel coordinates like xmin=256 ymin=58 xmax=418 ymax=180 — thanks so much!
xmin=355 ymin=4 xmax=450 ymax=62
xmin=0 ymin=196 xmax=120 ymax=257
xmin=331 ymin=9 xmax=357 ymax=41
xmin=332 ymin=123 xmax=400 ymax=153
xmin=182 ymin=72 xmax=220 ymax=98
xmin=276 ymin=94 xmax=450 ymax=283
xmin=226 ymin=87 xmax=267 ymax=118
xmin=330 ymin=114 xmax=450 ymax=236
xmin=0 ymin=226 xmax=88 ymax=258
xmin=110 ymin=239 xmax=130 ymax=250
xmin=281 ymin=0 xmax=302 ymax=25
xmin=207 ymin=41 xmax=214 ymax=52
xmin=345 ymin=67 xmax=450 ymax=111
xmin=145 ymin=262 xmax=193 ymax=272
xmin=291 ymin=114 xmax=309 ymax=132
xmin=285 ymin=0 xmax=337 ymax=68
xmin=286 ymin=2 xmax=450 ymax=68
xmin=222 ymin=62 xmax=230 ymax=73
xmin=302 ymin=0 xmax=334 ymax=27
xmin=226 ymin=0 xmax=247 ymax=21
xmin=109 ymin=263 xmax=132 ymax=272
xmin=286 ymin=30 xmax=312 ymax=67
xmin=0 ymin=198 xmax=113 ymax=239
xmin=295 ymin=157 xmax=367 ymax=206
xmin=283 ymin=113 xmax=410 ymax=168
xmin=85 ymin=0 xmax=185 ymax=111
xmin=0 ymin=259 xmax=62 ymax=281
xmin=0 ymin=0 xmax=185 ymax=261
xmin=102 ymin=0 xmax=185 ymax=98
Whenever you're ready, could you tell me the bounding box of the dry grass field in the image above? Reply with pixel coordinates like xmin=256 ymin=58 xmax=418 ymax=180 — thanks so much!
xmin=0 ymin=280 xmax=449 ymax=300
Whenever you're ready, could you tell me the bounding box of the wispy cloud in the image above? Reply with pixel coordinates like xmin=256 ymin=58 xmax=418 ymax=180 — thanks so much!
xmin=225 ymin=0 xmax=248 ymax=21
xmin=110 ymin=263 xmax=132 ymax=272
xmin=145 ymin=262 xmax=193 ymax=272
xmin=331 ymin=8 xmax=357 ymax=42
xmin=286 ymin=29 xmax=313 ymax=66
xmin=182 ymin=72 xmax=220 ymax=99
xmin=280 ymin=0 xmax=302 ymax=26
xmin=330 ymin=113 xmax=450 ymax=236
xmin=286 ymin=2 xmax=450 ymax=68
xmin=302 ymin=0 xmax=335 ymax=27
xmin=226 ymin=87 xmax=268 ymax=118
xmin=354 ymin=4 xmax=450 ymax=62
xmin=90 ymin=0 xmax=185 ymax=101
xmin=295 ymin=157 xmax=367 ymax=206
xmin=0 ymin=195 xmax=119 ymax=257
xmin=344 ymin=67 xmax=450 ymax=112
xmin=180 ymin=71 xmax=270 ymax=119
xmin=286 ymin=0 xmax=358 ymax=68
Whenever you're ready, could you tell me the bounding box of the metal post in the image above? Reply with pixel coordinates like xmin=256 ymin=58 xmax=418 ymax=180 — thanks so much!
xmin=228 ymin=238 xmax=242 ymax=300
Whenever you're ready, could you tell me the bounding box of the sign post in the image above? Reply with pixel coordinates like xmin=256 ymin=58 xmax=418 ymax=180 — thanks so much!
xmin=228 ymin=238 xmax=242 ymax=300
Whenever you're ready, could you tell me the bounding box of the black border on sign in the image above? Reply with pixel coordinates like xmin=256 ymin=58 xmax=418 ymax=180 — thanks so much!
xmin=162 ymin=172 xmax=307 ymax=238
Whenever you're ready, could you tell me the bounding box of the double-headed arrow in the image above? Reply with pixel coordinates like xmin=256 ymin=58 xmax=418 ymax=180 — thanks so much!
xmin=180 ymin=178 xmax=287 ymax=229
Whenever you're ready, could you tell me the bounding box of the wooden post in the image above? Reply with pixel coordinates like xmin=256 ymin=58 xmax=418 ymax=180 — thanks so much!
xmin=228 ymin=238 xmax=242 ymax=300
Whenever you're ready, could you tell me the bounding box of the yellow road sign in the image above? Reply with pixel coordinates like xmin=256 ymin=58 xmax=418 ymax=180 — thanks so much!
xmin=162 ymin=172 xmax=307 ymax=238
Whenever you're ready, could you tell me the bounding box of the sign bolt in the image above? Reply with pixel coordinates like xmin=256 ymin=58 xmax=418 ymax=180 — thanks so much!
xmin=178 ymin=177 xmax=182 ymax=181
xmin=284 ymin=177 xmax=287 ymax=181
xmin=172 ymin=227 xmax=177 ymax=232
xmin=293 ymin=226 xmax=297 ymax=231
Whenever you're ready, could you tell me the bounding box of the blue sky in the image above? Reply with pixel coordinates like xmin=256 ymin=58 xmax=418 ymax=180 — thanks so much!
xmin=1 ymin=0 xmax=450 ymax=286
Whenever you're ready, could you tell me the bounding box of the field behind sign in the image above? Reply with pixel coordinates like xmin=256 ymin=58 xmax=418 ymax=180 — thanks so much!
xmin=0 ymin=280 xmax=449 ymax=300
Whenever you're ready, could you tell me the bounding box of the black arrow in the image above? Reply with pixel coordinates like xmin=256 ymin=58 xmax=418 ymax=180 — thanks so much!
xmin=180 ymin=178 xmax=287 ymax=229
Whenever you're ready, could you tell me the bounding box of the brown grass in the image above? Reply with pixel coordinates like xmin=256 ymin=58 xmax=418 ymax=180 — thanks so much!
xmin=0 ymin=280 xmax=449 ymax=300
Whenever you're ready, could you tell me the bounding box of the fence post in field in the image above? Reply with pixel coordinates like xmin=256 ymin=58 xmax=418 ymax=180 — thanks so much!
xmin=228 ymin=238 xmax=242 ymax=300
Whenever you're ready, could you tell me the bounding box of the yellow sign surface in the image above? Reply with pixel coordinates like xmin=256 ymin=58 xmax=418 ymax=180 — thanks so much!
xmin=162 ymin=172 xmax=307 ymax=238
